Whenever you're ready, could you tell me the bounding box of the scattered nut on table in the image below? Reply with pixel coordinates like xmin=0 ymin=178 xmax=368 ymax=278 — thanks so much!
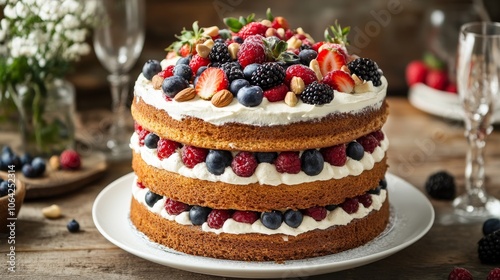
xmin=42 ymin=204 xmax=62 ymax=219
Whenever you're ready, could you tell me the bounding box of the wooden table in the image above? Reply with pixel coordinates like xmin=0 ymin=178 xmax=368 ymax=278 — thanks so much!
xmin=2 ymin=97 xmax=500 ymax=279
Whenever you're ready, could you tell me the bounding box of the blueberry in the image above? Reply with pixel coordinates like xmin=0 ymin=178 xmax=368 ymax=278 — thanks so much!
xmin=142 ymin=59 xmax=162 ymax=80
xmin=325 ymin=204 xmax=338 ymax=211
xmin=299 ymin=49 xmax=318 ymax=65
xmin=196 ymin=66 xmax=208 ymax=76
xmin=255 ymin=152 xmax=278 ymax=164
xmin=22 ymin=164 xmax=38 ymax=178
xmin=193 ymin=76 xmax=199 ymax=87
xmin=189 ymin=206 xmax=212 ymax=225
xmin=346 ymin=142 xmax=364 ymax=160
xmin=67 ymin=219 xmax=80 ymax=233
xmin=31 ymin=157 xmax=46 ymax=176
xmin=173 ymin=64 xmax=193 ymax=81
xmin=229 ymin=79 xmax=250 ymax=96
xmin=145 ymin=191 xmax=162 ymax=207
xmin=261 ymin=210 xmax=283 ymax=230
xmin=206 ymin=150 xmax=233 ymax=175
xmin=232 ymin=36 xmax=244 ymax=44
xmin=380 ymin=178 xmax=387 ymax=189
xmin=301 ymin=149 xmax=324 ymax=176
xmin=483 ymin=218 xmax=500 ymax=236
xmin=176 ymin=56 xmax=191 ymax=66
xmin=144 ymin=133 xmax=160 ymax=149
xmin=0 ymin=159 xmax=7 ymax=171
xmin=237 ymin=85 xmax=263 ymax=107
xmin=368 ymin=186 xmax=382 ymax=195
xmin=0 ymin=180 xmax=9 ymax=197
xmin=20 ymin=153 xmax=33 ymax=166
xmin=283 ymin=209 xmax=303 ymax=228
xmin=161 ymin=76 xmax=189 ymax=98
xmin=243 ymin=63 xmax=260 ymax=80
xmin=1 ymin=146 xmax=13 ymax=156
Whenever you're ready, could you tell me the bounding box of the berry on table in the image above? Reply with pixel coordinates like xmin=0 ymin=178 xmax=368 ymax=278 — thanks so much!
xmin=181 ymin=145 xmax=208 ymax=168
xmin=300 ymin=149 xmax=324 ymax=176
xmin=231 ymin=151 xmax=258 ymax=177
xmin=207 ymin=209 xmax=232 ymax=229
xmin=300 ymin=81 xmax=334 ymax=105
xmin=425 ymin=171 xmax=456 ymax=200
xmin=144 ymin=133 xmax=160 ymax=149
xmin=22 ymin=164 xmax=38 ymax=178
xmin=347 ymin=57 xmax=382 ymax=87
xmin=145 ymin=191 xmax=162 ymax=207
xmin=142 ymin=59 xmax=162 ymax=80
xmin=346 ymin=142 xmax=364 ymax=160
xmin=60 ymin=149 xmax=81 ymax=170
xmin=487 ymin=268 xmax=500 ymax=280
xmin=283 ymin=209 xmax=303 ymax=228
xmin=164 ymin=198 xmax=190 ymax=215
xmin=274 ymin=151 xmax=301 ymax=174
xmin=67 ymin=219 xmax=80 ymax=233
xmin=320 ymin=144 xmax=347 ymax=166
xmin=448 ymin=267 xmax=473 ymax=280
xmin=232 ymin=211 xmax=259 ymax=224
xmin=189 ymin=206 xmax=212 ymax=225
xmin=206 ymin=149 xmax=233 ymax=175
xmin=405 ymin=60 xmax=428 ymax=87
xmin=31 ymin=157 xmax=46 ymax=176
xmin=261 ymin=210 xmax=283 ymax=230
xmin=157 ymin=138 xmax=180 ymax=160
xmin=237 ymin=85 xmax=264 ymax=107
xmin=483 ymin=218 xmax=500 ymax=236
xmin=478 ymin=230 xmax=500 ymax=264
xmin=426 ymin=69 xmax=448 ymax=91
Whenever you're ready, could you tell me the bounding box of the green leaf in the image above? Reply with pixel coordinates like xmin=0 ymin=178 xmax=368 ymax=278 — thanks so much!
xmin=246 ymin=13 xmax=255 ymax=23
xmin=266 ymin=8 xmax=274 ymax=21
xmin=224 ymin=17 xmax=243 ymax=32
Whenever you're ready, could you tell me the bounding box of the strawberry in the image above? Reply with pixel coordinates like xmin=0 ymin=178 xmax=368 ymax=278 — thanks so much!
xmin=425 ymin=70 xmax=448 ymax=91
xmin=189 ymin=54 xmax=210 ymax=74
xmin=158 ymin=65 xmax=175 ymax=78
xmin=237 ymin=35 xmax=266 ymax=67
xmin=284 ymin=64 xmax=317 ymax=86
xmin=405 ymin=60 xmax=428 ymax=86
xmin=238 ymin=22 xmax=267 ymax=39
xmin=322 ymin=70 xmax=354 ymax=93
xmin=195 ymin=67 xmax=229 ymax=99
xmin=312 ymin=41 xmax=325 ymax=52
xmin=445 ymin=83 xmax=457 ymax=94
xmin=318 ymin=43 xmax=348 ymax=60
xmin=284 ymin=29 xmax=294 ymax=40
xmin=179 ymin=44 xmax=195 ymax=57
xmin=264 ymin=83 xmax=289 ymax=102
xmin=316 ymin=48 xmax=346 ymax=76
xmin=271 ymin=16 xmax=289 ymax=30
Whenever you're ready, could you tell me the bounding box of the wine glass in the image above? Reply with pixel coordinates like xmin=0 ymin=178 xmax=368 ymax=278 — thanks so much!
xmin=454 ymin=22 xmax=500 ymax=219
xmin=93 ymin=0 xmax=145 ymax=159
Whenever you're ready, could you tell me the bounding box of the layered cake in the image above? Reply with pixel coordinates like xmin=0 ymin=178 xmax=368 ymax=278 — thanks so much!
xmin=130 ymin=10 xmax=389 ymax=261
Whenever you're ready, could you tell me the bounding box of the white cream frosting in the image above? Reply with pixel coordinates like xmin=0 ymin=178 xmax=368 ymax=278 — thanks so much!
xmin=132 ymin=177 xmax=387 ymax=237
xmin=130 ymin=133 xmax=389 ymax=186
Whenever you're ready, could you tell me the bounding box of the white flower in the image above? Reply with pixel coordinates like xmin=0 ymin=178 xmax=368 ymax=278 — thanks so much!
xmin=3 ymin=4 xmax=16 ymax=19
xmin=14 ymin=1 xmax=28 ymax=18
xmin=61 ymin=14 xmax=79 ymax=29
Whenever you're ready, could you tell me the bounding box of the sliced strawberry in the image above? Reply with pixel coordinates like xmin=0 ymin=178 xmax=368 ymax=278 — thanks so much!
xmin=316 ymin=49 xmax=346 ymax=76
xmin=285 ymin=64 xmax=317 ymax=86
xmin=195 ymin=68 xmax=229 ymax=100
xmin=189 ymin=54 xmax=210 ymax=74
xmin=318 ymin=43 xmax=348 ymax=59
xmin=264 ymin=83 xmax=289 ymax=102
xmin=322 ymin=70 xmax=354 ymax=93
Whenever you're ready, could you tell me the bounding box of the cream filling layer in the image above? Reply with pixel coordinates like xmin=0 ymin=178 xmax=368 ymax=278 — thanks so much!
xmin=131 ymin=176 xmax=387 ymax=236
xmin=130 ymin=134 xmax=389 ymax=186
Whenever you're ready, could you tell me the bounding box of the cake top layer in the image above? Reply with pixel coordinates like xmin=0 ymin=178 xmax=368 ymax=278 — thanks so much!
xmin=136 ymin=9 xmax=387 ymax=125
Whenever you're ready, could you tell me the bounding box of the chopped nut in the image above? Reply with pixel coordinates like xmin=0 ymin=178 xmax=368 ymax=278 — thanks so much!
xmin=309 ymin=59 xmax=323 ymax=81
xmin=296 ymin=27 xmax=305 ymax=35
xmin=351 ymin=74 xmax=363 ymax=85
xmin=202 ymin=39 xmax=214 ymax=49
xmin=260 ymin=19 xmax=272 ymax=27
xmin=286 ymin=36 xmax=302 ymax=49
xmin=228 ymin=43 xmax=240 ymax=60
xmin=196 ymin=44 xmax=211 ymax=58
xmin=49 ymin=155 xmax=60 ymax=170
xmin=202 ymin=26 xmax=219 ymax=37
xmin=265 ymin=27 xmax=277 ymax=38
xmin=290 ymin=76 xmax=305 ymax=94
xmin=340 ymin=65 xmax=350 ymax=74
xmin=285 ymin=91 xmax=298 ymax=107
xmin=354 ymin=80 xmax=375 ymax=93
xmin=42 ymin=204 xmax=62 ymax=219
xmin=174 ymin=87 xmax=196 ymax=102
xmin=276 ymin=28 xmax=285 ymax=38
xmin=152 ymin=75 xmax=164 ymax=90
xmin=211 ymin=89 xmax=233 ymax=107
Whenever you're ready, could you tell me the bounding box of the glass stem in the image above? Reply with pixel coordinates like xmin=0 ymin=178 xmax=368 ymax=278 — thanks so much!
xmin=464 ymin=122 xmax=487 ymax=201
xmin=107 ymin=74 xmax=130 ymax=152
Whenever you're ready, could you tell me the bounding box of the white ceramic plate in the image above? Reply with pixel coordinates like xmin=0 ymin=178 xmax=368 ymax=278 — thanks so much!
xmin=93 ymin=173 xmax=434 ymax=279
xmin=408 ymin=83 xmax=500 ymax=123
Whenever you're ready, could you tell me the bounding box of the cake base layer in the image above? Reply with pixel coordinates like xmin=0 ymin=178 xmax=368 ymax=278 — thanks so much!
xmin=130 ymin=196 xmax=390 ymax=261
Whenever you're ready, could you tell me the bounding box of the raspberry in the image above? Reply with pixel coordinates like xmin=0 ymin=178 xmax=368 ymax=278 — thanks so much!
xmin=320 ymin=144 xmax=347 ymax=166
xmin=231 ymin=151 xmax=258 ymax=177
xmin=181 ymin=145 xmax=208 ymax=168
xmin=263 ymin=83 xmax=288 ymax=102
xmin=158 ymin=65 xmax=175 ymax=78
xmin=232 ymin=211 xmax=259 ymax=224
xmin=137 ymin=181 xmax=146 ymax=189
xmin=164 ymin=198 xmax=190 ymax=215
xmin=357 ymin=135 xmax=379 ymax=153
xmin=284 ymin=64 xmax=318 ymax=86
xmin=157 ymin=139 xmax=180 ymax=160
xmin=207 ymin=209 xmax=232 ymax=229
xmin=357 ymin=194 xmax=373 ymax=208
xmin=60 ymin=150 xmax=81 ymax=170
xmin=134 ymin=122 xmax=149 ymax=146
xmin=274 ymin=151 xmax=301 ymax=174
xmin=370 ymin=130 xmax=385 ymax=142
xmin=341 ymin=197 xmax=359 ymax=214
xmin=303 ymin=206 xmax=327 ymax=221
xmin=189 ymin=54 xmax=210 ymax=74
xmin=487 ymin=268 xmax=500 ymax=280
xmin=237 ymin=35 xmax=266 ymax=67
xmin=448 ymin=267 xmax=473 ymax=280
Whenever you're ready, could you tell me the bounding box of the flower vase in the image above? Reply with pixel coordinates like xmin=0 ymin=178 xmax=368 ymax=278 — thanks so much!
xmin=17 ymin=79 xmax=76 ymax=156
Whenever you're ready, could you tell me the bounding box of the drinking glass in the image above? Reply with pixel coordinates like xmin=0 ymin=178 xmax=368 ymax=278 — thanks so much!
xmin=454 ymin=22 xmax=500 ymax=219
xmin=93 ymin=0 xmax=145 ymax=159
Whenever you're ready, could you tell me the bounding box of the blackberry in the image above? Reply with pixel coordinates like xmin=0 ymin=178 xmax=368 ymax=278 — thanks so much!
xmin=300 ymin=82 xmax=334 ymax=105
xmin=425 ymin=171 xmax=456 ymax=200
xmin=347 ymin=58 xmax=382 ymax=86
xmin=250 ymin=62 xmax=286 ymax=90
xmin=220 ymin=62 xmax=244 ymax=82
xmin=208 ymin=41 xmax=232 ymax=64
xmin=478 ymin=230 xmax=500 ymax=264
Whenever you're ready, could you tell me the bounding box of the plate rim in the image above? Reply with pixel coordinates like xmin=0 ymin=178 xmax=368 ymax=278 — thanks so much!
xmin=92 ymin=172 xmax=434 ymax=278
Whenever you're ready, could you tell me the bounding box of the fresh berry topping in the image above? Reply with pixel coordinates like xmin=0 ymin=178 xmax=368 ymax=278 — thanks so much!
xmin=238 ymin=22 xmax=268 ymax=39
xmin=316 ymin=48 xmax=346 ymax=76
xmin=181 ymin=145 xmax=208 ymax=168
xmin=300 ymin=81 xmax=334 ymax=105
xmin=380 ymin=178 xmax=388 ymax=189
xmin=261 ymin=210 xmax=283 ymax=230
xmin=20 ymin=153 xmax=32 ymax=167
xmin=189 ymin=54 xmax=211 ymax=74
xmin=232 ymin=211 xmax=259 ymax=224
xmin=347 ymin=58 xmax=382 ymax=87
xmin=145 ymin=191 xmax=162 ymax=207
xmin=31 ymin=157 xmax=46 ymax=176
xmin=425 ymin=171 xmax=456 ymax=200
xmin=189 ymin=206 xmax=212 ymax=225
xmin=370 ymin=130 xmax=385 ymax=142
xmin=22 ymin=164 xmax=37 ymax=178
xmin=368 ymin=186 xmax=382 ymax=195
xmin=255 ymin=152 xmax=278 ymax=164
xmin=487 ymin=268 xmax=500 ymax=280
xmin=142 ymin=59 xmax=162 ymax=80
xmin=356 ymin=135 xmax=379 ymax=153
xmin=263 ymin=83 xmax=288 ymax=102
xmin=60 ymin=149 xmax=81 ymax=170
xmin=206 ymin=149 xmax=233 ymax=175
xmin=357 ymin=194 xmax=373 ymax=208
xmin=320 ymin=144 xmax=347 ymax=166
xmin=243 ymin=63 xmax=260 ymax=79
xmin=303 ymin=206 xmax=327 ymax=221
xmin=322 ymin=70 xmax=355 ymax=93
xmin=158 ymin=65 xmax=175 ymax=78
xmin=67 ymin=219 xmax=80 ymax=233
xmin=405 ymin=60 xmax=428 ymax=87
xmin=165 ymin=198 xmax=190 ymax=215
xmin=237 ymin=85 xmax=264 ymax=107
xmin=157 ymin=139 xmax=180 ymax=160
xmin=229 ymin=78 xmax=250 ymax=95
xmin=144 ymin=133 xmax=160 ymax=149
xmin=446 ymin=83 xmax=457 ymax=93
xmin=298 ymin=49 xmax=318 ymax=66
xmin=173 ymin=64 xmax=193 ymax=81
xmin=220 ymin=62 xmax=244 ymax=82
xmin=425 ymin=69 xmax=448 ymax=91
xmin=196 ymin=66 xmax=208 ymax=76
xmin=283 ymin=209 xmax=303 ymax=228
xmin=479 ymin=230 xmax=500 ymax=264
xmin=209 ymin=40 xmax=232 ymax=65
xmin=271 ymin=16 xmax=289 ymax=30
xmin=162 ymin=76 xmax=189 ymax=98
xmin=346 ymin=142 xmax=364 ymax=160
xmin=300 ymin=149 xmax=324 ymax=176
xmin=137 ymin=127 xmax=149 ymax=146
xmin=231 ymin=151 xmax=258 ymax=177
xmin=137 ymin=181 xmax=146 ymax=189
xmin=341 ymin=197 xmax=359 ymax=214
xmin=325 ymin=204 xmax=338 ymax=211
xmin=207 ymin=209 xmax=232 ymax=229
xmin=250 ymin=62 xmax=286 ymax=90
xmin=176 ymin=56 xmax=191 ymax=65
xmin=0 ymin=180 xmax=11 ymax=197
xmin=448 ymin=267 xmax=473 ymax=280
xmin=284 ymin=64 xmax=318 ymax=86
xmin=195 ymin=67 xmax=229 ymax=100
xmin=483 ymin=218 xmax=500 ymax=236
xmin=238 ymin=35 xmax=266 ymax=67
xmin=274 ymin=151 xmax=301 ymax=174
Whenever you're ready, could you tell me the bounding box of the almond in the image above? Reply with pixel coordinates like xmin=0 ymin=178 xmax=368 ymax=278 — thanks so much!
xmin=285 ymin=91 xmax=298 ymax=107
xmin=309 ymin=59 xmax=323 ymax=81
xmin=203 ymin=39 xmax=214 ymax=49
xmin=228 ymin=43 xmax=240 ymax=60
xmin=351 ymin=74 xmax=363 ymax=85
xmin=290 ymin=76 xmax=305 ymax=94
xmin=152 ymin=75 xmax=164 ymax=90
xmin=202 ymin=26 xmax=219 ymax=37
xmin=196 ymin=44 xmax=211 ymax=58
xmin=174 ymin=87 xmax=196 ymax=102
xmin=211 ymin=89 xmax=233 ymax=107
